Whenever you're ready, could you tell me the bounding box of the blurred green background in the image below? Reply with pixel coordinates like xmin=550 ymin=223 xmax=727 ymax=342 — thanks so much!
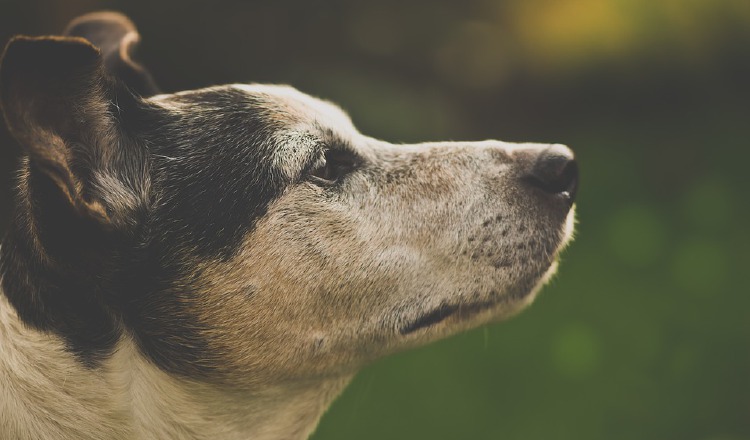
xmin=1 ymin=1 xmax=748 ymax=439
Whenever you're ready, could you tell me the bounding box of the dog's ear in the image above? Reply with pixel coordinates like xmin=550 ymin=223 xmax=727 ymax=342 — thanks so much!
xmin=0 ymin=36 xmax=149 ymax=228
xmin=64 ymin=11 xmax=159 ymax=97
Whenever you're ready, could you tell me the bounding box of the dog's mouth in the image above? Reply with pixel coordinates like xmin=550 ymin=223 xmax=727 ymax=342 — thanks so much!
xmin=398 ymin=256 xmax=565 ymax=336
xmin=399 ymin=299 xmax=501 ymax=335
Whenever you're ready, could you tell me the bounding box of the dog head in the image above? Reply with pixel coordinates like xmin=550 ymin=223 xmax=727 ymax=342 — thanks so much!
xmin=0 ymin=13 xmax=577 ymax=388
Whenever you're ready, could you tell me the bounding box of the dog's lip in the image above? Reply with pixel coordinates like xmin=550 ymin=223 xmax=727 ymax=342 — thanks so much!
xmin=398 ymin=259 xmax=564 ymax=336
xmin=399 ymin=217 xmax=574 ymax=336
xmin=399 ymin=299 xmax=500 ymax=335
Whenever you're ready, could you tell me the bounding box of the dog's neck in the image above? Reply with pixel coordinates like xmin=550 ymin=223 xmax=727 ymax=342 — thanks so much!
xmin=0 ymin=283 xmax=350 ymax=440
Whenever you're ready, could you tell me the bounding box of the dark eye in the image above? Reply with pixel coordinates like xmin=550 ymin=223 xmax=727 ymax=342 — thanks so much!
xmin=309 ymin=149 xmax=357 ymax=185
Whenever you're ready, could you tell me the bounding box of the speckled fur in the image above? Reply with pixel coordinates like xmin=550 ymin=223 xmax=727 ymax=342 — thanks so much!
xmin=0 ymin=12 xmax=576 ymax=440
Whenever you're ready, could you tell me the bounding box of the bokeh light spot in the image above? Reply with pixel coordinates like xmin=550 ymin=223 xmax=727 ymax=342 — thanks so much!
xmin=683 ymin=177 xmax=733 ymax=231
xmin=552 ymin=323 xmax=602 ymax=378
xmin=607 ymin=204 xmax=667 ymax=266
xmin=670 ymin=238 xmax=729 ymax=295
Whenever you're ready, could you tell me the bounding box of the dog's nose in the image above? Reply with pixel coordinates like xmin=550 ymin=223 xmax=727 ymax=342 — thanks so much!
xmin=522 ymin=144 xmax=578 ymax=202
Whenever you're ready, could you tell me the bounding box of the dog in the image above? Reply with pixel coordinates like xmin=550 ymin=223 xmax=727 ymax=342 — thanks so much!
xmin=0 ymin=12 xmax=577 ymax=440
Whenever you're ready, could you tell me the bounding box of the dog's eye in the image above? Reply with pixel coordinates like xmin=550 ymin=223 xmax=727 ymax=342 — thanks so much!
xmin=309 ymin=150 xmax=357 ymax=185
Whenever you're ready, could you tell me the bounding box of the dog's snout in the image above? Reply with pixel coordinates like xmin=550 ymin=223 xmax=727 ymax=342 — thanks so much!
xmin=522 ymin=145 xmax=578 ymax=202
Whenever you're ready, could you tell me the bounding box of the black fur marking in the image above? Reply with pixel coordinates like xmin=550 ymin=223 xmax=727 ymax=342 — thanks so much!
xmin=113 ymin=88 xmax=304 ymax=376
xmin=0 ymin=167 xmax=121 ymax=367
xmin=1 ymin=85 xmax=300 ymax=375
xmin=0 ymin=22 xmax=311 ymax=377
xmin=145 ymin=88 xmax=292 ymax=259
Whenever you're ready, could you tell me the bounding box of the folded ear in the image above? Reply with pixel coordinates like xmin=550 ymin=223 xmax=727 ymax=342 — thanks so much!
xmin=0 ymin=36 xmax=148 ymax=227
xmin=64 ymin=11 xmax=159 ymax=97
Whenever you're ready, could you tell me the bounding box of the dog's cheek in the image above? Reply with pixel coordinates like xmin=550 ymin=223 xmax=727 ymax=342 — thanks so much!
xmin=178 ymin=201 xmax=371 ymax=383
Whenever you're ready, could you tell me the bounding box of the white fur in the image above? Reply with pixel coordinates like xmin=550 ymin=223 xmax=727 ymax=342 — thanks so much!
xmin=0 ymin=290 xmax=349 ymax=440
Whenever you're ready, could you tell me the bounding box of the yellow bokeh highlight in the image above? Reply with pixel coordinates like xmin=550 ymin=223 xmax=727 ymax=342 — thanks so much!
xmin=488 ymin=0 xmax=750 ymax=73
xmin=511 ymin=0 xmax=634 ymax=67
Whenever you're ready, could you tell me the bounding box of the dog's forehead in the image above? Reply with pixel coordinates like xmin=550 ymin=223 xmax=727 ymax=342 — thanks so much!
xmin=150 ymin=83 xmax=358 ymax=178
xmin=231 ymin=84 xmax=359 ymax=177
xmin=230 ymin=84 xmax=354 ymax=131
xmin=150 ymin=83 xmax=354 ymax=135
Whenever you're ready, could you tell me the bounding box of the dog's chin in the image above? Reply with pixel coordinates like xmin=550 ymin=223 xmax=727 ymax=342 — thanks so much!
xmin=399 ymin=260 xmax=559 ymax=337
xmin=400 ymin=207 xmax=575 ymax=338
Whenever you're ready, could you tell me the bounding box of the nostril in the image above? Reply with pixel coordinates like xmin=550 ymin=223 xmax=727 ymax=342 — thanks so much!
xmin=523 ymin=146 xmax=579 ymax=201
xmin=530 ymin=159 xmax=578 ymax=194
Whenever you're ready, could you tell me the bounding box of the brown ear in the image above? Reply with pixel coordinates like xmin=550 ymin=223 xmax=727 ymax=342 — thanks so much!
xmin=0 ymin=36 xmax=150 ymax=227
xmin=1 ymin=36 xmax=114 ymax=223
xmin=64 ymin=11 xmax=159 ymax=97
